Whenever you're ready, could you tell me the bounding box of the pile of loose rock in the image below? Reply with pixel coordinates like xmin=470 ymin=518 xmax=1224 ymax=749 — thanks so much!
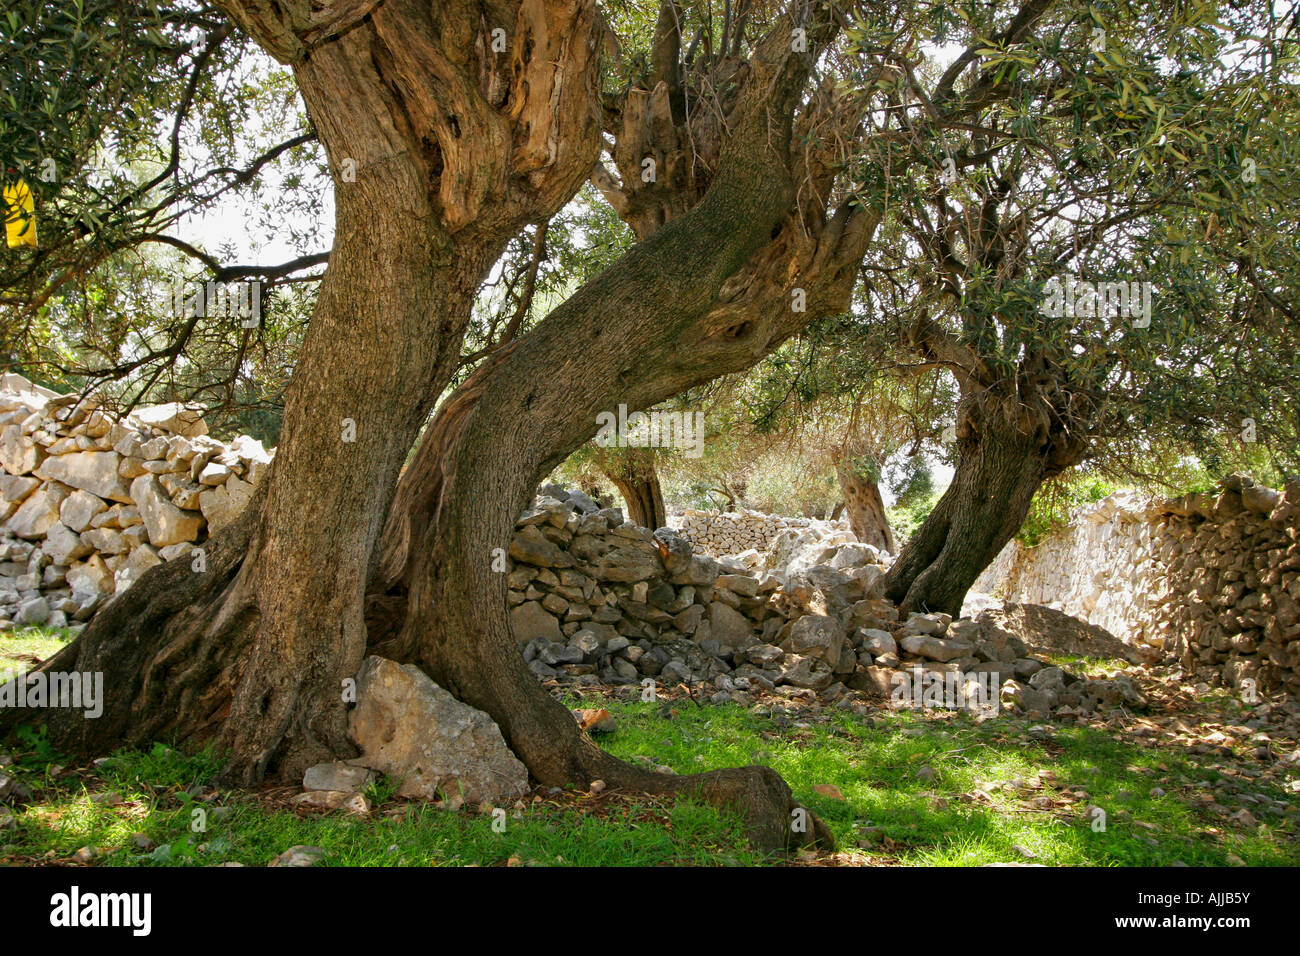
xmin=510 ymin=486 xmax=1145 ymax=718
xmin=0 ymin=374 xmax=270 ymax=630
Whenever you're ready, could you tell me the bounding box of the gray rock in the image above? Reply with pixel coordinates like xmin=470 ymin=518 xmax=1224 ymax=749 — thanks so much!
xmin=1012 ymin=657 xmax=1043 ymax=679
xmin=783 ymin=613 xmax=847 ymax=664
xmin=848 ymin=664 xmax=896 ymax=696
xmin=593 ymin=544 xmax=659 ymax=583
xmin=859 ymin=628 xmax=897 ymax=657
xmin=747 ymin=643 xmax=785 ymax=666
xmin=528 ymin=659 xmax=559 ymax=679
xmin=707 ymin=601 xmax=755 ymax=649
xmin=16 ymin=596 xmax=50 ymax=625
xmin=348 ymin=656 xmax=528 ymax=805
xmin=508 ymin=524 xmax=573 ymax=568
xmin=130 ymin=475 xmax=203 ymax=546
xmin=661 ymin=661 xmax=692 ymax=683
xmin=540 ymin=643 xmax=583 ymax=666
xmin=269 ymin=845 xmax=327 ymax=867
xmin=570 ymin=630 xmax=601 ymax=659
xmin=0 ymin=425 xmax=44 ymax=476
xmin=43 ymin=522 xmax=92 ymax=565
xmin=899 ymin=635 xmax=972 ymax=663
xmin=509 ymin=600 xmax=563 ymax=644
xmin=58 ymin=489 xmax=109 ymax=532
xmin=5 ymin=483 xmax=71 ymax=539
xmin=0 ymin=772 xmax=31 ymax=803
xmin=777 ymin=654 xmax=834 ymax=690
xmin=653 ymin=529 xmax=693 ymax=575
xmin=566 ymin=489 xmax=600 ymax=514
xmin=1001 ymin=680 xmax=1053 ymax=715
xmin=198 ymin=476 xmax=254 ymax=535
xmin=902 ymin=612 xmax=949 ymax=636
xmin=0 ymin=475 xmax=39 ymax=504
xmin=34 ymin=451 xmax=130 ymax=503
xmin=715 ymin=573 xmax=760 ymax=597
xmin=1028 ymin=666 xmax=1066 ymax=694
xmin=302 ymin=761 xmax=376 ymax=793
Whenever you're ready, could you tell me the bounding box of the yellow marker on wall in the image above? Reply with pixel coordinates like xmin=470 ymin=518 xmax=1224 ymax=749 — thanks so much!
xmin=4 ymin=179 xmax=38 ymax=248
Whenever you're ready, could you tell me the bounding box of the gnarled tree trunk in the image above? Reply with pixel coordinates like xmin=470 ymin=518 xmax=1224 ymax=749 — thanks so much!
xmin=598 ymin=448 xmax=667 ymax=530
xmin=835 ymin=453 xmax=895 ymax=553
xmin=20 ymin=170 xmax=492 ymax=780
xmin=883 ymin=382 xmax=1086 ymax=616
xmin=362 ymin=12 xmax=874 ymax=852
xmin=9 ymin=0 xmax=878 ymax=854
xmin=4 ymin=0 xmax=604 ymax=783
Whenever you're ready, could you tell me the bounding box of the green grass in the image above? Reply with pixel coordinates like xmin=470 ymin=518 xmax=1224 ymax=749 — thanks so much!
xmin=0 ymin=625 xmax=74 ymax=674
xmin=1 ymin=742 xmax=763 ymax=866
xmin=2 ymin=627 xmax=1296 ymax=866
xmin=585 ymin=694 xmax=1298 ymax=866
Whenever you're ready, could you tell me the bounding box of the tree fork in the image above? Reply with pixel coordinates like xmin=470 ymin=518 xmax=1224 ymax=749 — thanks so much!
xmin=364 ymin=7 xmax=861 ymax=851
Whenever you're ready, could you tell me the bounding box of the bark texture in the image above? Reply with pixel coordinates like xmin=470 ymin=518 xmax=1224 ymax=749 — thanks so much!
xmin=366 ymin=6 xmax=874 ymax=853
xmin=597 ymin=448 xmax=667 ymax=530
xmin=12 ymin=0 xmax=605 ymax=782
xmin=883 ymin=380 xmax=1087 ymax=616
xmin=835 ymin=454 xmax=896 ymax=553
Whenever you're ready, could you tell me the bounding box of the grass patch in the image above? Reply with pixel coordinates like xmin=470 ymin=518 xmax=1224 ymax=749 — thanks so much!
xmin=0 ymin=626 xmax=75 ymax=674
xmin=576 ymin=692 xmax=1297 ymax=866
xmin=1 ymin=738 xmax=763 ymax=867
xmin=3 ymin=627 xmax=1296 ymax=867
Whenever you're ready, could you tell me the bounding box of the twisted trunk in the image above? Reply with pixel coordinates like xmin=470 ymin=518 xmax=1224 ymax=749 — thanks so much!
xmin=883 ymin=383 xmax=1086 ymax=616
xmin=363 ymin=28 xmax=853 ymax=850
xmin=600 ymin=449 xmax=667 ymax=530
xmin=4 ymin=0 xmax=601 ymax=780
xmin=7 ymin=0 xmax=870 ymax=853
xmin=836 ymin=454 xmax=895 ymax=553
xmin=12 ymin=174 xmax=491 ymax=778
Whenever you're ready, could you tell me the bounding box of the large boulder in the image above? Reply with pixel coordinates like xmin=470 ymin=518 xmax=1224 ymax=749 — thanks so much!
xmin=348 ymin=656 xmax=528 ymax=805
xmin=5 ymin=483 xmax=71 ymax=539
xmin=34 ymin=451 xmax=130 ymax=502
xmin=133 ymin=402 xmax=208 ymax=437
xmin=130 ymin=475 xmax=204 ymax=547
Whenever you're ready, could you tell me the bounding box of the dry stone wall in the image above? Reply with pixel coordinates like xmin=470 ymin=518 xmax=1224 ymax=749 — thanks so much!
xmin=510 ymin=486 xmax=1149 ymax=720
xmin=976 ymin=477 xmax=1300 ymax=697
xmin=0 ymin=375 xmax=270 ymax=629
xmin=668 ymin=508 xmax=851 ymax=557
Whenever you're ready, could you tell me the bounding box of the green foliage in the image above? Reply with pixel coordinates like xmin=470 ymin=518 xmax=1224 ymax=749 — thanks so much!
xmin=1016 ymin=473 xmax=1119 ymax=547
xmin=887 ymin=488 xmax=943 ymax=543
xmin=888 ymin=457 xmax=936 ymax=511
